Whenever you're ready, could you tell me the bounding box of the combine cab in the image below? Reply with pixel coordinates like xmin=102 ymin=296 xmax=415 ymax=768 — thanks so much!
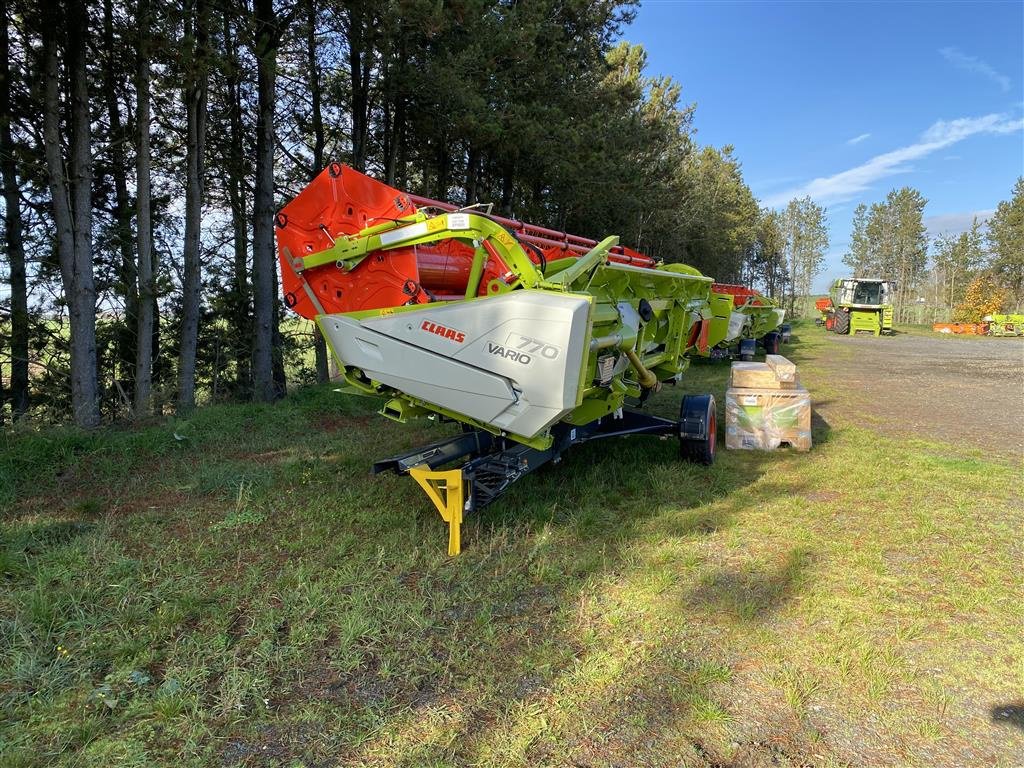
xmin=817 ymin=278 xmax=893 ymax=336
xmin=276 ymin=164 xmax=760 ymax=554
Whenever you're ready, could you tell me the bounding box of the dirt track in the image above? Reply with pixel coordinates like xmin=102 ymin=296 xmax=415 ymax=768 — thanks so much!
xmin=808 ymin=331 xmax=1024 ymax=460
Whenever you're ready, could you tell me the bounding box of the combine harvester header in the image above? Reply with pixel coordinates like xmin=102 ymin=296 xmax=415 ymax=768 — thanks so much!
xmin=276 ymin=164 xmax=782 ymax=554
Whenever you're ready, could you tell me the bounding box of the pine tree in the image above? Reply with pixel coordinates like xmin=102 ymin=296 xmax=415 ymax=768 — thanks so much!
xmin=39 ymin=0 xmax=100 ymax=427
xmin=0 ymin=0 xmax=27 ymax=418
xmin=987 ymin=177 xmax=1024 ymax=309
xmin=843 ymin=203 xmax=873 ymax=276
xmin=861 ymin=188 xmax=928 ymax=321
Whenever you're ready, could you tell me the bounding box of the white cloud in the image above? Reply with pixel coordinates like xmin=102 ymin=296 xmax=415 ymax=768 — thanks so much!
xmin=924 ymin=210 xmax=994 ymax=238
xmin=762 ymin=113 xmax=1024 ymax=207
xmin=940 ymin=47 xmax=1011 ymax=92
xmin=921 ymin=114 xmax=1021 ymax=143
xmin=846 ymin=133 xmax=871 ymax=145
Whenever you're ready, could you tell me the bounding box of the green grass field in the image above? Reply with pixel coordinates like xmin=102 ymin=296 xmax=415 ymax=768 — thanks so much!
xmin=2 ymin=323 xmax=1022 ymax=767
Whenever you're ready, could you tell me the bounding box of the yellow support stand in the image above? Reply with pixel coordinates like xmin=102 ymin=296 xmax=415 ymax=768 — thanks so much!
xmin=409 ymin=464 xmax=465 ymax=556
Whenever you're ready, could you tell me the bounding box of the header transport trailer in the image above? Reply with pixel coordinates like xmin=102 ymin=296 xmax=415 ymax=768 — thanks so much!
xmin=707 ymin=283 xmax=786 ymax=359
xmin=275 ymin=164 xmax=780 ymax=554
xmin=933 ymin=315 xmax=1024 ymax=336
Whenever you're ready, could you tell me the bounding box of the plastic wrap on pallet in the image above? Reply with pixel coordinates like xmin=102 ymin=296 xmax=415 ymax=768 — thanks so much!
xmin=764 ymin=354 xmax=796 ymax=382
xmin=725 ymin=386 xmax=812 ymax=452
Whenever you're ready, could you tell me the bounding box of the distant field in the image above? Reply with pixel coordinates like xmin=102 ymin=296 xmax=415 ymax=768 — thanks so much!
xmin=1 ymin=321 xmax=1021 ymax=767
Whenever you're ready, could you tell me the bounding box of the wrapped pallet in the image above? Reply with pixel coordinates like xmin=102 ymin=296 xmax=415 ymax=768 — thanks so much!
xmin=726 ymin=356 xmax=811 ymax=451
xmin=730 ymin=361 xmax=801 ymax=390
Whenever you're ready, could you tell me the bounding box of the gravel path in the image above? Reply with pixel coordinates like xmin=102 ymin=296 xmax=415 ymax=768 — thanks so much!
xmin=812 ymin=332 xmax=1024 ymax=460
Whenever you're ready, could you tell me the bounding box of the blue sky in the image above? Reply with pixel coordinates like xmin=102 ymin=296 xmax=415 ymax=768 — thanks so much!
xmin=625 ymin=0 xmax=1024 ymax=290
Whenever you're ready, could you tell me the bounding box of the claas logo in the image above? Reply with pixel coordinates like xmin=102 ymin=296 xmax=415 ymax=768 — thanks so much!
xmin=421 ymin=320 xmax=466 ymax=343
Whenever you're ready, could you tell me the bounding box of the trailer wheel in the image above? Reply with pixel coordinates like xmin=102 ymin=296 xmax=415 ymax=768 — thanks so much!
xmin=834 ymin=310 xmax=850 ymax=335
xmin=679 ymin=394 xmax=717 ymax=465
xmin=762 ymin=332 xmax=780 ymax=355
xmin=738 ymin=338 xmax=756 ymax=362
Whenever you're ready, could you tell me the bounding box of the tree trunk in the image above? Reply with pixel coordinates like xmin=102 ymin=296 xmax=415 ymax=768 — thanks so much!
xmin=134 ymin=0 xmax=155 ymax=415
xmin=251 ymin=0 xmax=281 ymax=402
xmin=272 ymin=296 xmax=287 ymax=397
xmin=306 ymin=0 xmax=324 ymax=173
xmin=41 ymin=0 xmax=100 ymax=428
xmin=103 ymin=0 xmax=138 ymax=394
xmin=500 ymin=162 xmax=514 ymax=215
xmin=387 ymin=93 xmax=405 ymax=187
xmin=465 ymin=143 xmax=479 ymax=205
xmin=0 ymin=0 xmax=28 ymax=418
xmin=435 ymin=136 xmax=450 ymax=201
xmin=383 ymin=34 xmax=407 ymax=187
xmin=67 ymin=0 xmax=99 ymax=427
xmin=222 ymin=7 xmax=250 ymax=397
xmin=305 ymin=0 xmax=328 ymax=383
xmin=177 ymin=0 xmax=208 ymax=413
xmin=787 ymin=225 xmax=799 ymax=317
xmin=347 ymin=3 xmax=369 ymax=171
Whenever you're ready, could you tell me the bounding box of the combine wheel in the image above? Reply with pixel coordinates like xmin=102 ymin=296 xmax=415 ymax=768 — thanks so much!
xmin=762 ymin=332 xmax=780 ymax=355
xmin=833 ymin=310 xmax=850 ymax=335
xmin=679 ymin=394 xmax=717 ymax=465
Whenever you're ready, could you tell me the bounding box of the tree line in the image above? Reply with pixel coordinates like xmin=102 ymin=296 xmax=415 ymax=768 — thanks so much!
xmin=0 ymin=0 xmax=830 ymax=427
xmin=842 ymin=178 xmax=1023 ymax=323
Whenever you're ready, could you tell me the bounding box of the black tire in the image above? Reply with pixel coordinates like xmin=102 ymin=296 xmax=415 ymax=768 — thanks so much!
xmin=679 ymin=394 xmax=717 ymax=465
xmin=833 ymin=310 xmax=850 ymax=335
xmin=738 ymin=338 xmax=756 ymax=362
xmin=762 ymin=332 xmax=780 ymax=355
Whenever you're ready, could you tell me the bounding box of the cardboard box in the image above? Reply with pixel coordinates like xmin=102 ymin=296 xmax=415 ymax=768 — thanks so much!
xmin=729 ymin=361 xmax=801 ymax=390
xmin=765 ymin=354 xmax=797 ymax=382
xmin=725 ymin=384 xmax=812 ymax=452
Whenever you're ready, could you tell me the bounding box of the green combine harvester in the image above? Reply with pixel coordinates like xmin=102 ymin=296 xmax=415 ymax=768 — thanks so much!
xmin=276 ymin=164 xmax=782 ymax=554
xmin=817 ymin=278 xmax=894 ymax=336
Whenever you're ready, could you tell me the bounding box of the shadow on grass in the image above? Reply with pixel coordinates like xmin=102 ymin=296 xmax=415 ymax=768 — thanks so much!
xmin=992 ymin=702 xmax=1024 ymax=731
xmin=0 ymin=380 xmax=825 ymax=768
xmin=241 ymin=385 xmax=823 ymax=766
xmin=686 ymin=547 xmax=815 ymax=621
xmin=811 ymin=402 xmax=833 ymax=446
xmin=345 ymin=405 xmax=820 ymax=764
xmin=1 ymin=519 xmax=94 ymax=552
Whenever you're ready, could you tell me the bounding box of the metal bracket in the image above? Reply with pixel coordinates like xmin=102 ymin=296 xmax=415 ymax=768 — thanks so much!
xmin=409 ymin=465 xmax=465 ymax=556
xmin=376 ymin=408 xmax=684 ymax=556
